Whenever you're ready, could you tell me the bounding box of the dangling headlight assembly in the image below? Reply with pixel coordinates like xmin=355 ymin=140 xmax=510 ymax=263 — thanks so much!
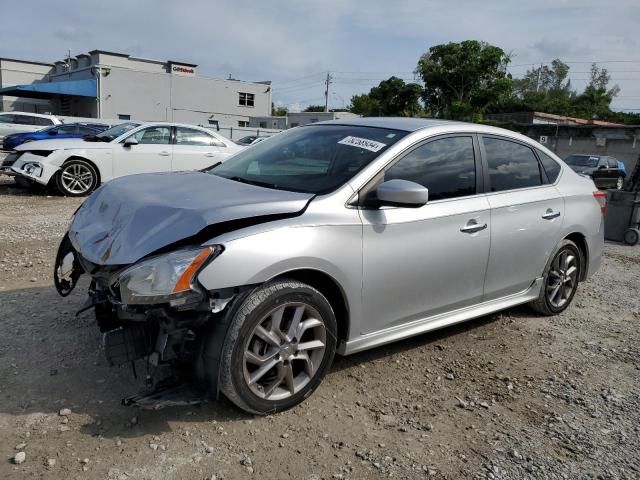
xmin=117 ymin=245 xmax=223 ymax=305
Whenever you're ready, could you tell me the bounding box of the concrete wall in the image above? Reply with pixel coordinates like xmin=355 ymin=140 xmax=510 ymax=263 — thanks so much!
xmin=512 ymin=124 xmax=640 ymax=173
xmin=0 ymin=59 xmax=53 ymax=113
xmin=0 ymin=53 xmax=272 ymax=128
xmin=94 ymin=68 xmax=270 ymax=127
xmin=248 ymin=116 xmax=288 ymax=129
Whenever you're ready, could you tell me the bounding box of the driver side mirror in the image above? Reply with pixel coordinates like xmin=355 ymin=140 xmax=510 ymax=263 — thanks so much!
xmin=598 ymin=165 xmax=606 ymax=170
xmin=375 ymin=179 xmax=428 ymax=208
xmin=123 ymin=137 xmax=139 ymax=147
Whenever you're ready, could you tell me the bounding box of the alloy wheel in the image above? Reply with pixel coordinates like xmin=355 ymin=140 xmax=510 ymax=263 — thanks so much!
xmin=60 ymin=163 xmax=94 ymax=194
xmin=242 ymin=302 xmax=327 ymax=401
xmin=546 ymin=249 xmax=578 ymax=308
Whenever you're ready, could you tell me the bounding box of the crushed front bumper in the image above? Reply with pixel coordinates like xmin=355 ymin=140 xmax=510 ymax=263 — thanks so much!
xmin=10 ymin=152 xmax=59 ymax=186
xmin=54 ymin=234 xmax=240 ymax=409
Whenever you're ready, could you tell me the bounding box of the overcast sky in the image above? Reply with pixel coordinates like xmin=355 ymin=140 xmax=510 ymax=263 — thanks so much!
xmin=2 ymin=0 xmax=639 ymax=112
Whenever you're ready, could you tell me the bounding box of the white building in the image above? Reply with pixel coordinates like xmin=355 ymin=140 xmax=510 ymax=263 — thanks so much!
xmin=0 ymin=50 xmax=272 ymax=128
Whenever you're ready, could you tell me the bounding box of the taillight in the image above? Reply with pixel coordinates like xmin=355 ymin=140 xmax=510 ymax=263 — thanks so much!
xmin=593 ymin=191 xmax=607 ymax=215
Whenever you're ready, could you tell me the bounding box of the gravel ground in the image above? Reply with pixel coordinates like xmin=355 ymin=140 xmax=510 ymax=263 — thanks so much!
xmin=0 ymin=174 xmax=639 ymax=480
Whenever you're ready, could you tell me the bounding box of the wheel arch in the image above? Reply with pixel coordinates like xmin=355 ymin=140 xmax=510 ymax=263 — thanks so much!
xmin=271 ymin=268 xmax=350 ymax=345
xmin=563 ymin=232 xmax=589 ymax=281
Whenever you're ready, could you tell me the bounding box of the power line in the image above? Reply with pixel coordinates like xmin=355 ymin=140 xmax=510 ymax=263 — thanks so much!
xmin=275 ymin=72 xmax=325 ymax=86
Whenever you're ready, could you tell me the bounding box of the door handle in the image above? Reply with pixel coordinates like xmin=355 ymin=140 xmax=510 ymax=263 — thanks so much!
xmin=205 ymin=152 xmax=216 ymax=157
xmin=460 ymin=221 xmax=487 ymax=234
xmin=542 ymin=210 xmax=561 ymax=220
xmin=159 ymin=151 xmax=170 ymax=156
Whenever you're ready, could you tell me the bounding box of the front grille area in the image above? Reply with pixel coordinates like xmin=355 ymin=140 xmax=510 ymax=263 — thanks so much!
xmin=1 ymin=152 xmax=21 ymax=167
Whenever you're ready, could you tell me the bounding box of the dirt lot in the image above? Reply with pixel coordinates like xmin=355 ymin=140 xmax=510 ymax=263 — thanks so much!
xmin=0 ymin=175 xmax=639 ymax=480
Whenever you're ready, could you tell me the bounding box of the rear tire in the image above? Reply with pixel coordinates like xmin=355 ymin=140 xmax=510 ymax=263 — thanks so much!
xmin=55 ymin=159 xmax=98 ymax=197
xmin=217 ymin=279 xmax=337 ymax=414
xmin=624 ymin=228 xmax=640 ymax=246
xmin=530 ymin=240 xmax=581 ymax=316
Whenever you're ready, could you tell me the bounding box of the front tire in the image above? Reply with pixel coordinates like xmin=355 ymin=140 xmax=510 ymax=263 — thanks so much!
xmin=218 ymin=279 xmax=337 ymax=414
xmin=530 ymin=239 xmax=581 ymax=316
xmin=55 ymin=159 xmax=98 ymax=197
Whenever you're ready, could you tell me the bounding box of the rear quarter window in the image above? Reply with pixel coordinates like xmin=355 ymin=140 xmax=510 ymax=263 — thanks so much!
xmin=537 ymin=150 xmax=562 ymax=183
xmin=32 ymin=117 xmax=54 ymax=126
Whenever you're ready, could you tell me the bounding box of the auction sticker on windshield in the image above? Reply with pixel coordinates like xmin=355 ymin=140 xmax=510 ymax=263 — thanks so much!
xmin=338 ymin=136 xmax=386 ymax=153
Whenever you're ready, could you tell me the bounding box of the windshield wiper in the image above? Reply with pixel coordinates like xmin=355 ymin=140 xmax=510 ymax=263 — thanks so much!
xmin=228 ymin=176 xmax=278 ymax=189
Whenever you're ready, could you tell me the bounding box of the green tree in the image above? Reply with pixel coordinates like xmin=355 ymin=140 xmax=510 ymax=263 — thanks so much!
xmin=571 ymin=64 xmax=620 ymax=119
xmin=349 ymin=76 xmax=423 ymax=117
xmin=271 ymin=104 xmax=288 ymax=116
xmin=416 ymin=40 xmax=513 ymax=120
xmin=303 ymin=105 xmax=326 ymax=112
xmin=507 ymin=59 xmax=575 ymax=115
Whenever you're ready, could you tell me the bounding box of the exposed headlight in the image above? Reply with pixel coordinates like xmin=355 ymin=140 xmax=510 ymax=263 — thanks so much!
xmin=23 ymin=162 xmax=43 ymax=177
xmin=118 ymin=245 xmax=222 ymax=305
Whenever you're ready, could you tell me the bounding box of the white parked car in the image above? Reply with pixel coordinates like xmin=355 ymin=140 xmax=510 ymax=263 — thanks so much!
xmin=9 ymin=122 xmax=242 ymax=196
xmin=0 ymin=112 xmax=62 ymax=141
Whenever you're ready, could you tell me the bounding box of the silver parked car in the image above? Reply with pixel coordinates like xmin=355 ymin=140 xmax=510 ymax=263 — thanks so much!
xmin=55 ymin=118 xmax=605 ymax=414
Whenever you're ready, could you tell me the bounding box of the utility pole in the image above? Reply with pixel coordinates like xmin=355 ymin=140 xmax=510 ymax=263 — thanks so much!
xmin=536 ymin=63 xmax=543 ymax=92
xmin=324 ymin=72 xmax=332 ymax=112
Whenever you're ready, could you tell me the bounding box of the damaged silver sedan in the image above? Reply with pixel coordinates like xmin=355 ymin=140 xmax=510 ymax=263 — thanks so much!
xmin=55 ymin=118 xmax=604 ymax=414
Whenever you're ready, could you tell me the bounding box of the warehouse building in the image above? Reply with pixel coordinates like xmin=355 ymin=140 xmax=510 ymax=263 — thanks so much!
xmin=0 ymin=50 xmax=272 ymax=128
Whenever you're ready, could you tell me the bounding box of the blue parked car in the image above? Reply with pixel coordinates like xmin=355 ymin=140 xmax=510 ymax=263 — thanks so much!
xmin=2 ymin=122 xmax=110 ymax=150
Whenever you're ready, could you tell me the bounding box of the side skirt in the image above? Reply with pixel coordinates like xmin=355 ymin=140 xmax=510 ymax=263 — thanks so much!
xmin=338 ymin=278 xmax=543 ymax=356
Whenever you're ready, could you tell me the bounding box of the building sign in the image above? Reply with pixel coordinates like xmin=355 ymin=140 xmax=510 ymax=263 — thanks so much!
xmin=171 ymin=64 xmax=196 ymax=76
xmin=539 ymin=135 xmax=548 ymax=144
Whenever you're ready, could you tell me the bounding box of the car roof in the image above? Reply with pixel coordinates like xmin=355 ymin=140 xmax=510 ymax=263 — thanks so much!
xmin=311 ymin=117 xmax=549 ymax=147
xmin=313 ymin=117 xmax=464 ymax=132
xmin=58 ymin=122 xmax=107 ymax=127
xmin=137 ymin=121 xmax=212 ymax=129
xmin=0 ymin=111 xmax=58 ymax=119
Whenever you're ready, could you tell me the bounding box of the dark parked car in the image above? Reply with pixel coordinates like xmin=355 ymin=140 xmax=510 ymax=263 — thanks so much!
xmin=564 ymin=154 xmax=626 ymax=190
xmin=235 ymin=135 xmax=259 ymax=146
xmin=2 ymin=122 xmax=110 ymax=151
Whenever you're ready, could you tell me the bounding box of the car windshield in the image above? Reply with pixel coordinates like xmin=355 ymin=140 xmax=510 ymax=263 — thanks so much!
xmin=565 ymin=155 xmax=599 ymax=167
xmin=208 ymin=125 xmax=408 ymax=194
xmin=96 ymin=122 xmax=141 ymax=141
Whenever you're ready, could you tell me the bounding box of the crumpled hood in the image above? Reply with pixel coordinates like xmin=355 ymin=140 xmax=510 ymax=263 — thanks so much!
xmin=68 ymin=171 xmax=314 ymax=265
xmin=16 ymin=138 xmax=110 ymax=151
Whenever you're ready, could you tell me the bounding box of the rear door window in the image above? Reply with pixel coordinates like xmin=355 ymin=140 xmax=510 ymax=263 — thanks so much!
xmin=483 ymin=137 xmax=542 ymax=192
xmin=536 ymin=150 xmax=562 ymax=183
xmin=56 ymin=125 xmax=79 ymax=135
xmin=174 ymin=127 xmax=224 ymax=147
xmin=384 ymin=136 xmax=476 ymax=201
xmin=13 ymin=115 xmax=36 ymax=126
